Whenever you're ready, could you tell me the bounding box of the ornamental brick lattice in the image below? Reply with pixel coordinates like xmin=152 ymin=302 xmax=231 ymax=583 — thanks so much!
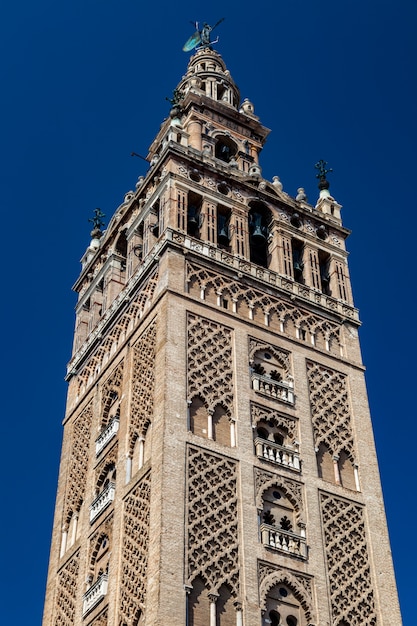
xmin=320 ymin=493 xmax=377 ymax=625
xmin=186 ymin=445 xmax=239 ymax=596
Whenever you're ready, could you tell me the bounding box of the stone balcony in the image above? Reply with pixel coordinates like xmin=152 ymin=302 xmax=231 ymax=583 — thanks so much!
xmin=89 ymin=482 xmax=115 ymax=523
xmin=260 ymin=523 xmax=307 ymax=559
xmin=255 ymin=437 xmax=301 ymax=471
xmin=95 ymin=418 xmax=119 ymax=456
xmin=82 ymin=573 xmax=108 ymax=616
xmin=251 ymin=373 xmax=294 ymax=405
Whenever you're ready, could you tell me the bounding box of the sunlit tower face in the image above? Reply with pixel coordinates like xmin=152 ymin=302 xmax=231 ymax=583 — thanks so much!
xmin=42 ymin=36 xmax=402 ymax=626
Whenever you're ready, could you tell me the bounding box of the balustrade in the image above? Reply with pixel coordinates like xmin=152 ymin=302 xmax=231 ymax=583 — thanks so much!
xmin=89 ymin=482 xmax=115 ymax=523
xmin=254 ymin=437 xmax=300 ymax=471
xmin=251 ymin=373 xmax=294 ymax=404
xmin=82 ymin=573 xmax=108 ymax=615
xmin=95 ymin=418 xmax=119 ymax=456
xmin=260 ymin=523 xmax=307 ymax=559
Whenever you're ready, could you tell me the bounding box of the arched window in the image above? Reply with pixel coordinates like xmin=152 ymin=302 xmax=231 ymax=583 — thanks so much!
xmin=260 ymin=487 xmax=306 ymax=557
xmin=98 ymin=465 xmax=116 ymax=493
xmin=217 ymin=584 xmax=235 ymax=625
xmin=262 ymin=487 xmax=295 ymax=533
xmin=215 ymin=135 xmax=237 ymax=163
xmin=115 ymin=228 xmax=128 ymax=258
xmin=212 ymin=404 xmax=230 ymax=446
xmin=338 ymin=449 xmax=357 ymax=490
xmin=254 ymin=417 xmax=300 ymax=469
xmin=248 ymin=202 xmax=271 ymax=268
xmin=264 ymin=585 xmax=307 ymax=626
xmin=187 ymin=191 xmax=203 ymax=237
xmin=189 ymin=397 xmax=208 ymax=438
xmin=317 ymin=443 xmax=334 ymax=483
xmin=250 ymin=347 xmax=294 ymax=405
xmin=188 ymin=577 xmax=210 ymax=626
xmin=292 ymin=238 xmax=304 ymax=284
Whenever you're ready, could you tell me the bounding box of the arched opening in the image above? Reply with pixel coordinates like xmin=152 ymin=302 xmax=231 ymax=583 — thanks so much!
xmin=215 ymin=135 xmax=237 ymax=163
xmin=338 ymin=449 xmax=356 ymax=491
xmin=187 ymin=191 xmax=203 ymax=237
xmin=318 ymin=250 xmax=331 ymax=295
xmin=255 ymin=419 xmax=287 ymax=448
xmin=212 ymin=404 xmax=230 ymax=446
xmin=264 ymin=585 xmax=307 ymax=626
xmin=269 ymin=609 xmax=281 ymax=626
xmin=217 ymin=205 xmax=232 ymax=249
xmin=188 ymin=576 xmax=210 ymax=626
xmin=97 ymin=464 xmax=116 ymax=493
xmin=216 ymin=584 xmax=235 ymax=626
xmin=292 ymin=238 xmax=304 ymax=283
xmin=252 ymin=349 xmax=285 ymax=381
xmin=101 ymin=389 xmax=119 ymax=429
xmin=262 ymin=487 xmax=295 ymax=533
xmin=90 ymin=534 xmax=110 ymax=585
xmin=115 ymin=228 xmax=128 ymax=258
xmin=248 ymin=202 xmax=271 ymax=268
xmin=317 ymin=443 xmax=334 ymax=483
xmin=189 ymin=397 xmax=208 ymax=438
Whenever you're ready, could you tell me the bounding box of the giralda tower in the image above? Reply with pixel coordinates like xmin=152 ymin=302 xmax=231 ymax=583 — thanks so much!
xmin=42 ymin=30 xmax=401 ymax=626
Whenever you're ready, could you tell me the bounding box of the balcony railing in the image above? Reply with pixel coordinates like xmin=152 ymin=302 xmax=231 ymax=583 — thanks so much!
xmin=260 ymin=523 xmax=307 ymax=559
xmin=95 ymin=418 xmax=119 ymax=456
xmin=82 ymin=573 xmax=108 ymax=615
xmin=251 ymin=373 xmax=294 ymax=404
xmin=89 ymin=482 xmax=115 ymax=523
xmin=255 ymin=437 xmax=300 ymax=471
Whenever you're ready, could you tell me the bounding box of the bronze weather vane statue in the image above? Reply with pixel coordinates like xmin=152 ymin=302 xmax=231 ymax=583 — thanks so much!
xmin=182 ymin=18 xmax=225 ymax=52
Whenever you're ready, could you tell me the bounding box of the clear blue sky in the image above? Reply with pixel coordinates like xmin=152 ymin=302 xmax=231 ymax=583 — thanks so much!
xmin=1 ymin=1 xmax=415 ymax=623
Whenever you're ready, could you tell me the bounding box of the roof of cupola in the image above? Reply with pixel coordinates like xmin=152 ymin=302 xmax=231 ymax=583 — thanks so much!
xmin=176 ymin=47 xmax=240 ymax=110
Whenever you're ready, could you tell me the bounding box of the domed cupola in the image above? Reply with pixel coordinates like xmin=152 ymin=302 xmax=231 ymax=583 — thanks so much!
xmin=177 ymin=47 xmax=240 ymax=110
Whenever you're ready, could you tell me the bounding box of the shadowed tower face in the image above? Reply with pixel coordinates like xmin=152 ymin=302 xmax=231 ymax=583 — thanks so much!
xmin=42 ymin=42 xmax=402 ymax=626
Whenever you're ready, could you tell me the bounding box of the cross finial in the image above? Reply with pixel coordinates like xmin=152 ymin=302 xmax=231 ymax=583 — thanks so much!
xmin=315 ymin=160 xmax=333 ymax=191
xmin=315 ymin=159 xmax=333 ymax=181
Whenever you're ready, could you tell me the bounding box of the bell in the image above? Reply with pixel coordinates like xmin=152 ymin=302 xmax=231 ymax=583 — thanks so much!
xmin=187 ymin=206 xmax=199 ymax=234
xmin=151 ymin=222 xmax=159 ymax=238
xmin=218 ymin=226 xmax=229 ymax=246
xmin=217 ymin=215 xmax=230 ymax=245
xmin=251 ymin=213 xmax=267 ymax=244
xmin=294 ymin=261 xmax=303 ymax=278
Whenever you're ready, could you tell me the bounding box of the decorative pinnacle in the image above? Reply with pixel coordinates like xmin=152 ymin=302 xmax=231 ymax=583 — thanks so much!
xmin=88 ymin=208 xmax=105 ymax=236
xmin=315 ymin=160 xmax=333 ymax=190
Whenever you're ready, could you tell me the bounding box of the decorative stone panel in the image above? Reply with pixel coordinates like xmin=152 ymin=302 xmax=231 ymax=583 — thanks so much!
xmin=320 ymin=493 xmax=377 ymax=625
xmin=118 ymin=471 xmax=151 ymax=623
xmin=187 ymin=314 xmax=234 ymax=415
xmin=185 ymin=260 xmax=342 ymax=349
xmin=54 ymin=550 xmax=80 ymax=626
xmin=186 ymin=445 xmax=239 ymax=595
xmin=129 ymin=320 xmax=157 ymax=452
xmin=73 ymin=270 xmax=158 ymax=398
xmin=306 ymin=361 xmax=355 ymax=459
xmin=64 ymin=403 xmax=93 ymax=523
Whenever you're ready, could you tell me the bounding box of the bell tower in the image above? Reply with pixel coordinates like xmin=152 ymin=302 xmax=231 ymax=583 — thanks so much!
xmin=42 ymin=36 xmax=402 ymax=626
